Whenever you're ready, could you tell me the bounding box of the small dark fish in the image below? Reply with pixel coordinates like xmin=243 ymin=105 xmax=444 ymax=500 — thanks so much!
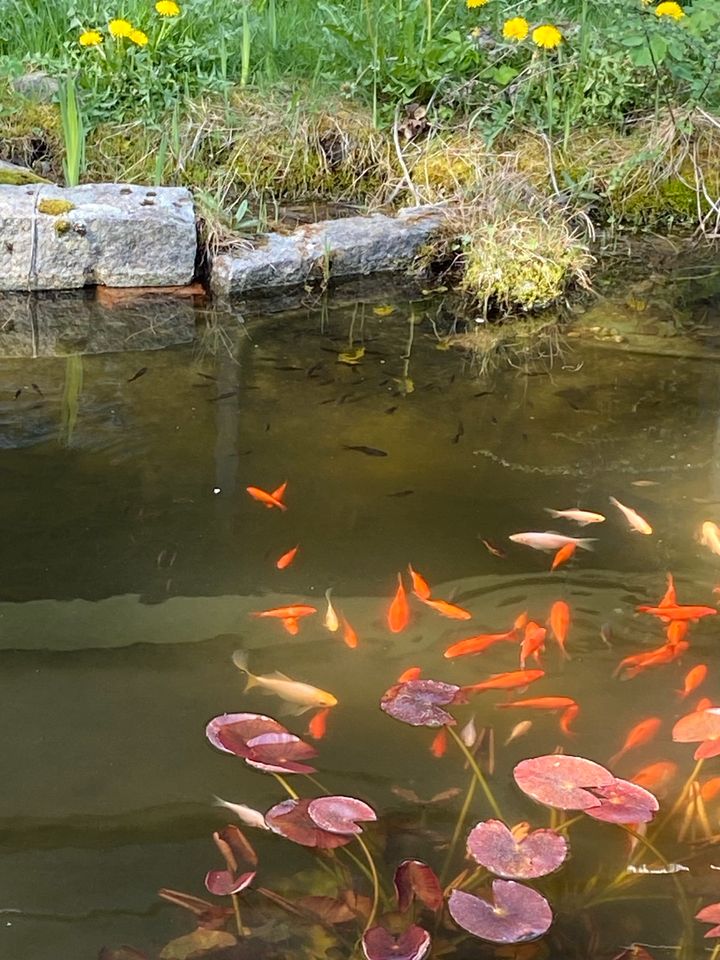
xmin=207 ymin=391 xmax=238 ymax=402
xmin=275 ymin=365 xmax=303 ymax=372
xmin=521 ymin=432 xmax=528 ymax=441
xmin=13 ymin=388 xmax=22 ymax=400
xmin=385 ymin=406 xmax=398 ymax=415
xmin=127 ymin=367 xmax=148 ymax=383
xmin=474 ymin=391 xmax=494 ymax=398
xmin=196 ymin=372 xmax=218 ymax=381
xmin=391 ymin=786 xmax=462 ymax=806
xmin=490 ymin=416 xmax=498 ymax=425
xmin=31 ymin=383 xmax=44 ymax=397
xmin=451 ymin=421 xmax=464 ymax=444
xmin=387 ymin=489 xmax=414 ymax=498
xmin=343 ymin=445 xmax=388 ymax=457
xmin=265 ymin=423 xmax=271 ymax=432
xmin=480 ymin=538 xmax=506 ymax=558
xmin=306 ymin=362 xmax=323 ymax=378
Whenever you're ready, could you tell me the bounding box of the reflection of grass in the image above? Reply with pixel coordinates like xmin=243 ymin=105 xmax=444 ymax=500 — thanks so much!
xmin=59 ymin=354 xmax=83 ymax=446
xmin=456 ymin=314 xmax=564 ymax=377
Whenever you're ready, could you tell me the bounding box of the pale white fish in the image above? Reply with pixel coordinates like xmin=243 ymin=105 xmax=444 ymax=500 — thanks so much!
xmin=545 ymin=508 xmax=606 ymax=526
xmin=232 ymin=650 xmax=338 ymax=715
xmin=609 ymin=496 xmax=653 ymax=535
xmin=699 ymin=521 xmax=720 ymax=557
xmin=509 ymin=532 xmax=596 ymax=552
xmin=504 ymin=720 xmax=533 ymax=746
xmin=632 ymin=480 xmax=659 ymax=487
xmin=213 ymin=796 xmax=269 ymax=830
xmin=324 ymin=588 xmax=339 ymax=632
xmin=626 ymin=863 xmax=688 ymax=875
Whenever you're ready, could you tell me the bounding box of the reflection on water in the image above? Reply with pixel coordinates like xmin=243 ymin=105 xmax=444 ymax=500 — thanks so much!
xmin=1 ymin=273 xmax=720 ymax=959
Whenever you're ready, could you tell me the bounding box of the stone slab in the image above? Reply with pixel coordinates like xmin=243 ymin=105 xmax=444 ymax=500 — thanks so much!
xmin=210 ymin=204 xmax=446 ymax=297
xmin=0 ymin=182 xmax=196 ymax=291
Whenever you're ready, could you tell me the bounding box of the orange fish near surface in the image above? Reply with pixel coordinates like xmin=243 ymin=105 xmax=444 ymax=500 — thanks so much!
xmin=276 ymin=545 xmax=299 ymax=570
xmin=520 ymin=621 xmax=546 ymax=668
xmin=464 ymin=669 xmax=545 ymax=694
xmin=408 ymin=565 xmax=431 ymax=601
xmin=430 ymin=728 xmax=448 ymax=758
xmin=667 ymin=620 xmax=689 ymax=647
xmin=497 ymin=696 xmax=577 ymax=712
xmin=660 ymin=572 xmax=677 ymax=608
xmin=398 ymin=666 xmax=422 ymax=682
xmin=549 ymin=601 xmax=571 ymax=659
xmin=340 ymin=615 xmax=359 ymax=649
xmin=252 ymin=604 xmax=317 ymax=620
xmin=551 ymin=542 xmax=577 ymax=571
xmin=679 ymin=664 xmax=708 ymax=699
xmin=560 ymin=704 xmax=580 ymax=735
xmin=308 ymin=708 xmax=330 ymax=740
xmin=421 ymin=597 xmax=472 ymax=620
xmin=631 ymin=761 xmax=678 ymax=797
xmin=246 ymin=483 xmax=287 ymax=511
xmin=282 ymin=617 xmax=299 ymax=636
xmin=444 ymin=631 xmax=515 ymax=659
xmin=615 ymin=641 xmax=688 ymax=679
xmin=609 ymin=716 xmax=662 ymax=766
xmin=637 ymin=603 xmax=717 ymax=622
xmin=388 ymin=574 xmax=410 ymax=633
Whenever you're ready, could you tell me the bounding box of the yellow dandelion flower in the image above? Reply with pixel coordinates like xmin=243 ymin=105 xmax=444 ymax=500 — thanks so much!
xmin=655 ymin=1 xmax=684 ymax=18
xmin=109 ymin=18 xmax=133 ymax=37
xmin=503 ymin=16 xmax=529 ymax=40
xmin=129 ymin=28 xmax=149 ymax=45
xmin=466 ymin=0 xmax=489 ymax=8
xmin=532 ymin=23 xmax=562 ymax=49
xmin=155 ymin=0 xmax=180 ymax=14
xmin=79 ymin=29 xmax=103 ymax=46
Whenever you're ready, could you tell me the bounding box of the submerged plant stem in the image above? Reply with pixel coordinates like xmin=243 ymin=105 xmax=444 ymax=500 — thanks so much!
xmin=273 ymin=773 xmax=300 ymax=800
xmin=649 ymin=758 xmax=704 ymax=846
xmin=354 ymin=834 xmax=380 ymax=931
xmin=440 ymin=772 xmax=476 ymax=885
xmin=447 ymin=726 xmax=503 ymax=821
xmin=231 ymin=893 xmax=243 ymax=937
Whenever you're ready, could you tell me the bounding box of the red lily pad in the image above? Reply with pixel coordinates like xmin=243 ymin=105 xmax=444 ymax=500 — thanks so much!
xmin=380 ymin=679 xmax=462 ymax=727
xmin=205 ymin=712 xmax=288 ymax=756
xmin=244 ymin=731 xmax=318 ymax=774
xmin=448 ymin=881 xmax=552 ymax=943
xmin=265 ymin=798 xmax=354 ymax=848
xmin=696 ymin=902 xmax=720 ymax=938
xmin=204 ymin=869 xmax=255 ymax=896
xmin=695 ymin=740 xmax=720 ymax=760
xmin=307 ymin=796 xmax=377 ymax=835
xmin=362 ymin=924 xmax=431 ymax=960
xmin=466 ymin=820 xmax=568 ymax=879
xmin=584 ymin=778 xmax=659 ymax=825
xmin=513 ymin=755 xmax=614 ymax=811
xmin=673 ymin=708 xmax=720 ymax=744
xmin=394 ymin=860 xmax=443 ymax=912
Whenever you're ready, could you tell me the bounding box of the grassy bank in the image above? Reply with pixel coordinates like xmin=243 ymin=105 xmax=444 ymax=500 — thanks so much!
xmin=1 ymin=0 xmax=719 ymax=311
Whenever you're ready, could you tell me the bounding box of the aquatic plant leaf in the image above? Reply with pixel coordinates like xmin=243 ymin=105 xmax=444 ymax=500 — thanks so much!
xmin=296 ymin=896 xmax=358 ymax=924
xmin=584 ymin=778 xmax=659 ymax=825
xmin=213 ymin=824 xmax=258 ymax=870
xmin=394 ymin=860 xmax=443 ymax=912
xmin=157 ymin=888 xmax=232 ymax=928
xmin=98 ymin=949 xmax=150 ymax=960
xmin=204 ymin=868 xmax=256 ymax=896
xmin=448 ymin=881 xmax=552 ymax=943
xmin=513 ymin=755 xmax=613 ymax=810
xmin=158 ymin=929 xmax=237 ymax=960
xmin=380 ymin=679 xmax=462 ymax=727
xmin=673 ymin=708 xmax=720 ymax=744
xmin=205 ymin=712 xmax=289 ymax=756
xmin=694 ymin=739 xmax=720 ymax=760
xmin=265 ymin=798 xmax=353 ymax=848
xmin=611 ymin=948 xmax=656 ymax=960
xmin=307 ymin=795 xmax=377 ymax=835
xmin=244 ymin=731 xmax=318 ymax=774
xmin=466 ymin=820 xmax=568 ymax=879
xmin=362 ymin=924 xmax=431 ymax=960
xmin=696 ymin=902 xmax=720 ymax=937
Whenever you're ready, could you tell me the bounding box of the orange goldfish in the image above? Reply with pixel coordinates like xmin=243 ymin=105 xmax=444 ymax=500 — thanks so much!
xmin=430 ymin=728 xmax=448 ymax=758
xmin=421 ymin=597 xmax=472 ymax=620
xmin=551 ymin=542 xmax=577 ymax=571
xmin=398 ymin=666 xmax=422 ymax=682
xmin=615 ymin=641 xmax=689 ymax=679
xmin=696 ymin=696 xmax=714 ymax=712
xmin=497 ymin=696 xmax=577 ymax=712
xmin=637 ymin=603 xmax=716 ymax=622
xmin=464 ymin=669 xmax=544 ymax=694
xmin=700 ymin=777 xmax=720 ymax=802
xmin=520 ymin=621 xmax=546 ymax=668
xmin=667 ymin=620 xmax=689 ymax=647
xmin=408 ymin=564 xmax=431 ymax=600
xmin=444 ymin=631 xmax=515 ymax=659
xmin=341 ymin=615 xmax=358 ymax=649
xmin=513 ymin=611 xmax=529 ymax=632
xmin=660 ymin=572 xmax=677 ymax=608
xmin=308 ymin=708 xmax=330 ymax=740
xmin=679 ymin=664 xmax=708 ymax=699
xmin=549 ymin=601 xmax=571 ymax=659
xmin=276 ymin=545 xmax=299 ymax=570
xmin=252 ymin=604 xmax=317 ymax=620
xmin=282 ymin=617 xmax=299 ymax=636
xmin=609 ymin=717 xmax=661 ymax=766
xmin=560 ymin=704 xmax=580 ymax=735
xmin=609 ymin=496 xmax=652 ymax=534
xmin=246 ymin=484 xmax=287 ymax=511
xmin=631 ymin=761 xmax=678 ymax=797
xmin=388 ymin=574 xmax=410 ymax=633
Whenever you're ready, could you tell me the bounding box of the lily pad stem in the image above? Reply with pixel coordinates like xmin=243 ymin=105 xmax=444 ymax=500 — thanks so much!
xmin=447 ymin=725 xmax=503 ymax=821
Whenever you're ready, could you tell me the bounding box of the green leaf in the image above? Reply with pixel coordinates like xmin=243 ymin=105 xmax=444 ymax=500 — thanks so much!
xmin=650 ymin=34 xmax=668 ymax=63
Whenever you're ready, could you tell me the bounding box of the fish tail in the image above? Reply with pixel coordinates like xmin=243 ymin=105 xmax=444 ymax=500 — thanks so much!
xmin=577 ymin=538 xmax=596 ymax=551
xmin=232 ymin=649 xmax=258 ymax=689
xmin=213 ymin=795 xmax=232 ymax=810
xmin=545 ymin=509 xmax=561 ymax=518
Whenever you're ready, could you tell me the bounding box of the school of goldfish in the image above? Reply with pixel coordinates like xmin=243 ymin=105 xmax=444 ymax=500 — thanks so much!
xmin=241 ymin=481 xmax=720 ymax=791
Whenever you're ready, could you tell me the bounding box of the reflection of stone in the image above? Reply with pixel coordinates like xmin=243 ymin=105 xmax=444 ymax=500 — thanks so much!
xmin=0 ymin=292 xmax=196 ymax=356
xmin=211 ymin=205 xmax=445 ymax=297
xmin=0 ymin=183 xmax=196 ymax=291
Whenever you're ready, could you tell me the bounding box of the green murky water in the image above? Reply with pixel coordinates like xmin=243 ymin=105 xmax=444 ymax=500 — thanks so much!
xmin=3 ymin=271 xmax=720 ymax=959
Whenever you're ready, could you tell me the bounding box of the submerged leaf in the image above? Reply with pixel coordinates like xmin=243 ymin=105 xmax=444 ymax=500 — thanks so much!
xmin=448 ymin=881 xmax=552 ymax=944
xmin=265 ymin=798 xmax=354 ymax=848
xmin=466 ymin=820 xmax=568 ymax=879
xmin=381 ymin=679 xmax=462 ymax=727
xmin=158 ymin=929 xmax=237 ymax=960
xmin=513 ymin=755 xmax=613 ymax=810
xmin=362 ymin=924 xmax=431 ymax=960
xmin=394 ymin=860 xmax=443 ymax=912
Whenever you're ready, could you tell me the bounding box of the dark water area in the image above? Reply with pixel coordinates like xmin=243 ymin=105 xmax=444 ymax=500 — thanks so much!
xmin=3 ymin=265 xmax=720 ymax=959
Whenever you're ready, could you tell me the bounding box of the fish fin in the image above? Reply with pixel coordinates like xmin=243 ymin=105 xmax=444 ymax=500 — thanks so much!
xmin=578 ymin=538 xmax=596 ymax=551
xmin=545 ymin=509 xmax=561 ymax=518
xmin=232 ymin=649 xmax=258 ymax=689
xmin=278 ymin=702 xmax=313 ymax=717
xmin=268 ymin=670 xmax=294 ymax=681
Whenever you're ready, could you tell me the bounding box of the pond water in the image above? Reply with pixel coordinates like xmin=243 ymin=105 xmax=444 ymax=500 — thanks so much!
xmin=3 ymin=269 xmax=720 ymax=960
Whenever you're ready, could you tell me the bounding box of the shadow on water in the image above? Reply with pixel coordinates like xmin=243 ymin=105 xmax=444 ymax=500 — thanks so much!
xmin=1 ymin=257 xmax=720 ymax=958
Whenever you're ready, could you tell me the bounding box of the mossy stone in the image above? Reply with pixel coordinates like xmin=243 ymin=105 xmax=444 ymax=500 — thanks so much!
xmin=38 ymin=198 xmax=75 ymax=215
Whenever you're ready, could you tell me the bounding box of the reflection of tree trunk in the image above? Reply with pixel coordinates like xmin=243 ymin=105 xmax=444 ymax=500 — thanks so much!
xmin=59 ymin=355 xmax=83 ymax=447
xmin=213 ymin=352 xmax=241 ymax=496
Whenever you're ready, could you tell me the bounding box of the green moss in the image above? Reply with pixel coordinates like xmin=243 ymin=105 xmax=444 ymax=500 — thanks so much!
xmin=0 ymin=165 xmax=49 ymax=185
xmin=38 ymin=198 xmax=75 ymax=215
xmin=54 ymin=218 xmax=72 ymax=235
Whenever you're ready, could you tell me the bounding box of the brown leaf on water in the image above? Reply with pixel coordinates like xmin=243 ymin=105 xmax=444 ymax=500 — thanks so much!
xmin=296 ymin=895 xmax=357 ymax=924
xmin=213 ymin=825 xmax=258 ymax=869
xmin=158 ymin=929 xmax=237 ymax=960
